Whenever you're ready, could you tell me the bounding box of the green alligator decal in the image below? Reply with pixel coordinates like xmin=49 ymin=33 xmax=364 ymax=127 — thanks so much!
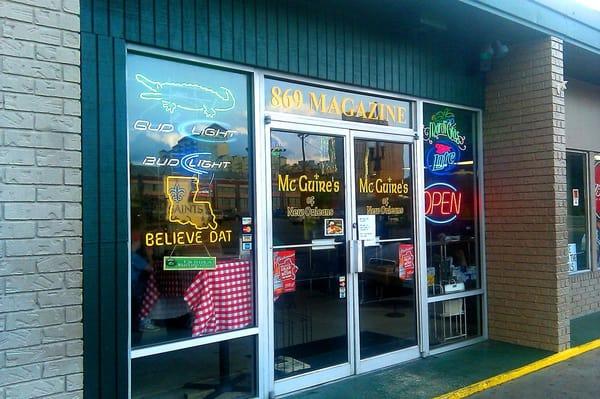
xmin=135 ymin=74 xmax=235 ymax=117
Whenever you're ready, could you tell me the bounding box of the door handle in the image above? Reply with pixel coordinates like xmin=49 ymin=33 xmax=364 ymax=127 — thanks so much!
xmin=349 ymin=239 xmax=364 ymax=274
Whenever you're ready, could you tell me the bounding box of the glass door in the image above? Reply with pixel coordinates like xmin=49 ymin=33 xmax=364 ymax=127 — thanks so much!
xmin=269 ymin=124 xmax=354 ymax=395
xmin=268 ymin=124 xmax=420 ymax=395
xmin=350 ymin=131 xmax=420 ymax=373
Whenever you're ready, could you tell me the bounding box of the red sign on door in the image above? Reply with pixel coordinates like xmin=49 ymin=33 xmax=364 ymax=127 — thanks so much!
xmin=398 ymin=244 xmax=415 ymax=280
xmin=273 ymin=250 xmax=298 ymax=301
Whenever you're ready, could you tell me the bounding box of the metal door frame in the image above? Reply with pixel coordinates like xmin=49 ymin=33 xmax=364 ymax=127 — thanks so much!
xmin=265 ymin=120 xmax=354 ymax=397
xmin=349 ymin=129 xmax=422 ymax=374
xmin=265 ymin=116 xmax=425 ymax=395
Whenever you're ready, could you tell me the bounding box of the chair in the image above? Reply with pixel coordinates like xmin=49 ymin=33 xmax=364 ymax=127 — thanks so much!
xmin=439 ymin=298 xmax=467 ymax=342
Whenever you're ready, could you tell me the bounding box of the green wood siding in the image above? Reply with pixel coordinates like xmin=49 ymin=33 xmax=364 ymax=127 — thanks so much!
xmin=81 ymin=31 xmax=129 ymax=398
xmin=80 ymin=1 xmax=483 ymax=397
xmin=81 ymin=0 xmax=484 ymax=105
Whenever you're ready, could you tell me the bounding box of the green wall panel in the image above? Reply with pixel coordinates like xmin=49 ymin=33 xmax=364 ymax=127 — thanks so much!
xmin=82 ymin=0 xmax=484 ymax=106
xmin=81 ymin=30 xmax=129 ymax=399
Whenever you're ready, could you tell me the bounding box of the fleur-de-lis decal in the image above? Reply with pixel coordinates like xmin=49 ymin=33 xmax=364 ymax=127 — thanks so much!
xmin=169 ymin=183 xmax=186 ymax=202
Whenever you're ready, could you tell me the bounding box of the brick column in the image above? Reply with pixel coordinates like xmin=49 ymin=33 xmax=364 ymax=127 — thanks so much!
xmin=0 ymin=0 xmax=83 ymax=397
xmin=484 ymin=37 xmax=570 ymax=352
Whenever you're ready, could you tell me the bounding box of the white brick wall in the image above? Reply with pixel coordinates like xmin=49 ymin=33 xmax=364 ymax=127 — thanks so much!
xmin=0 ymin=1 xmax=82 ymax=398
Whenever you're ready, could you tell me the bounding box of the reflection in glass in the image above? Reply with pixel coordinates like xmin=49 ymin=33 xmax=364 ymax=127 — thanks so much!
xmin=127 ymin=53 xmax=255 ymax=348
xmin=567 ymin=152 xmax=589 ymax=271
xmin=354 ymin=139 xmax=417 ymax=358
xmin=273 ymin=247 xmax=348 ymax=379
xmin=270 ymin=130 xmax=348 ymax=379
xmin=359 ymin=242 xmax=417 ymax=358
xmin=354 ymin=140 xmax=413 ymax=240
xmin=271 ymin=131 xmax=346 ymax=246
xmin=132 ymin=335 xmax=256 ymax=398
xmin=428 ymin=295 xmax=482 ymax=348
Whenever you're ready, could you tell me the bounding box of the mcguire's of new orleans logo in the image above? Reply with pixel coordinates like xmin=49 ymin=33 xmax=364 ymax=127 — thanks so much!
xmin=423 ymin=109 xmax=466 ymax=151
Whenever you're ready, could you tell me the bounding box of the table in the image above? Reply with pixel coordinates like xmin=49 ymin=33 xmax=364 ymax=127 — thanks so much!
xmin=184 ymin=259 xmax=252 ymax=336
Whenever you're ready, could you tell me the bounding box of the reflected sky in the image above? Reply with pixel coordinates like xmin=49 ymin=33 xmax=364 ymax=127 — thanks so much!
xmin=271 ymin=133 xmax=336 ymax=165
xmin=127 ymin=53 xmax=250 ymax=164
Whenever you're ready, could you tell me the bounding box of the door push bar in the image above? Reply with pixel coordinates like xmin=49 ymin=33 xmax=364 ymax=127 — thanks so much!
xmin=349 ymin=239 xmax=364 ymax=274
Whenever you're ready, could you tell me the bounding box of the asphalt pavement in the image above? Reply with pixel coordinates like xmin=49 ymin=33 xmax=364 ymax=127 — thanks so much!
xmin=470 ymin=348 xmax=600 ymax=399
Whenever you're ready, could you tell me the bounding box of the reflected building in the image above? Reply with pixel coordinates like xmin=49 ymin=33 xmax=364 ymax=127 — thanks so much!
xmin=130 ymin=123 xmax=251 ymax=226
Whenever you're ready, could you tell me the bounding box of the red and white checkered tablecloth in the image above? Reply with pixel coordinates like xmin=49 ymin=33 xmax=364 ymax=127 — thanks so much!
xmin=184 ymin=260 xmax=253 ymax=337
xmin=138 ymin=262 xmax=196 ymax=320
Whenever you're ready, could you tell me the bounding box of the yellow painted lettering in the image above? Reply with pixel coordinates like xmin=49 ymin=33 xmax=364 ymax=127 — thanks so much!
xmin=278 ymin=174 xmax=291 ymax=191
xmin=298 ymin=175 xmax=308 ymax=192
xmin=327 ymin=97 xmax=340 ymax=115
xmin=398 ymin=107 xmax=406 ymax=123
xmin=367 ymin=102 xmax=378 ymax=119
xmin=385 ymin=105 xmax=396 ymax=122
xmin=355 ymin=101 xmax=366 ymax=118
xmin=341 ymin=98 xmax=355 ymax=116
xmin=359 ymin=178 xmax=368 ymax=193
xmin=309 ymin=92 xmax=327 ymax=113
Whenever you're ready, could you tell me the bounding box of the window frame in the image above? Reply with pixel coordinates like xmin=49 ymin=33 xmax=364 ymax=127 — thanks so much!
xmin=566 ymin=149 xmax=593 ymax=274
xmin=592 ymin=153 xmax=600 ymax=270
xmin=125 ymin=50 xmax=262 ymax=359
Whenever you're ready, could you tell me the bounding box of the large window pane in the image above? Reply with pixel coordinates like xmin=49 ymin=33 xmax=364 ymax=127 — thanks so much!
xmin=273 ymin=246 xmax=348 ymax=379
xmin=127 ymin=53 xmax=255 ymax=348
xmin=428 ymin=295 xmax=482 ymax=348
xmin=423 ymin=105 xmax=480 ymax=297
xmin=132 ymin=335 xmax=256 ymax=398
xmin=270 ymin=130 xmax=349 ymax=379
xmin=354 ymin=139 xmax=417 ymax=358
xmin=271 ymin=132 xmax=346 ymax=246
xmin=595 ymin=156 xmax=599 ymax=268
xmin=567 ymin=152 xmax=589 ymax=272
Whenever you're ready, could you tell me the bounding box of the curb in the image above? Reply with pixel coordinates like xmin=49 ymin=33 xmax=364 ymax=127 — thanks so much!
xmin=433 ymin=338 xmax=600 ymax=399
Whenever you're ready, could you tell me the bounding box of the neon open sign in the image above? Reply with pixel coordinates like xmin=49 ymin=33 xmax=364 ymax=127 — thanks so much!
xmin=425 ymin=182 xmax=463 ymax=224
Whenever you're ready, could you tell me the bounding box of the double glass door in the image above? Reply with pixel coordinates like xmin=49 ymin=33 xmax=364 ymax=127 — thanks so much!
xmin=269 ymin=122 xmax=419 ymax=394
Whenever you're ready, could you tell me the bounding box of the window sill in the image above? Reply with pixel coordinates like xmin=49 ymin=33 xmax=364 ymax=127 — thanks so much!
xmin=569 ymin=269 xmax=592 ymax=276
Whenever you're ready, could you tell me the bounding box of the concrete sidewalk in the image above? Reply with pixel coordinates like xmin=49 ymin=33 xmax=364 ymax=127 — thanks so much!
xmin=288 ymin=312 xmax=600 ymax=399
xmin=471 ymin=348 xmax=600 ymax=399
xmin=287 ymin=341 xmax=550 ymax=399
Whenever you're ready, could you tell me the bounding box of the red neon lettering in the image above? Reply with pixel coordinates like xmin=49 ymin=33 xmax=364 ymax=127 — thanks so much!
xmin=424 ymin=189 xmax=462 ymax=218
xmin=433 ymin=191 xmax=442 ymax=211
xmin=440 ymin=192 xmax=451 ymax=215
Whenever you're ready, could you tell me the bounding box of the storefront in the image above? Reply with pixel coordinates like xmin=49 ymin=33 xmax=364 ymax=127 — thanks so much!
xmin=123 ymin=46 xmax=484 ymax=397
xmin=2 ymin=1 xmax=600 ymax=398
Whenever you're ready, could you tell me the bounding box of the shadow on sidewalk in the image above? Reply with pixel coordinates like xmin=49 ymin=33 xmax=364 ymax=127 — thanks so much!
xmin=571 ymin=311 xmax=600 ymax=346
